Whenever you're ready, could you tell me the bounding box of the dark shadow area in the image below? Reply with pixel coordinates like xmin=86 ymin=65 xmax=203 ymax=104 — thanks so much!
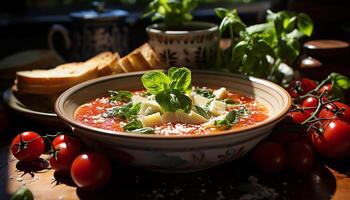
xmin=16 ymin=158 xmax=49 ymax=177
xmin=52 ymin=171 xmax=76 ymax=187
xmin=75 ymin=156 xmax=336 ymax=200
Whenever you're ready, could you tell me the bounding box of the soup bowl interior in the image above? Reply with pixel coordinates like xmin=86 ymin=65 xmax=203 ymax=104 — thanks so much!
xmin=55 ymin=71 xmax=291 ymax=173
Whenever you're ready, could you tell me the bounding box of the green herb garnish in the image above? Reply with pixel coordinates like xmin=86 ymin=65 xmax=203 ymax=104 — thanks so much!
xmin=123 ymin=120 xmax=143 ymax=131
xmin=194 ymin=88 xmax=215 ymax=99
xmin=104 ymin=102 xmax=141 ymax=120
xmin=213 ymin=106 xmax=250 ymax=129
xmin=224 ymin=99 xmax=239 ymax=104
xmin=194 ymin=105 xmax=210 ymax=119
xmin=109 ymin=90 xmax=132 ymax=102
xmin=214 ymin=110 xmax=238 ymax=130
xmin=141 ymin=67 xmax=192 ymax=113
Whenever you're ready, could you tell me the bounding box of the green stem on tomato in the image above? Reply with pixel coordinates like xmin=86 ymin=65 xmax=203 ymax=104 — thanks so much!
xmin=300 ymin=74 xmax=332 ymax=99
xmin=301 ymin=91 xmax=339 ymax=126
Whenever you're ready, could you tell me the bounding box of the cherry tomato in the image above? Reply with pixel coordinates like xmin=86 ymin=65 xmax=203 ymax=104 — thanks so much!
xmin=252 ymin=142 xmax=287 ymax=173
xmin=318 ymin=102 xmax=350 ymax=124
xmin=318 ymin=83 xmax=332 ymax=95
xmin=288 ymin=78 xmax=317 ymax=98
xmin=289 ymin=111 xmax=309 ymax=124
xmin=310 ymin=120 xmax=350 ymax=159
xmin=71 ymin=152 xmax=112 ymax=189
xmin=11 ymin=131 xmax=45 ymax=162
xmin=49 ymin=142 xmax=82 ymax=172
xmin=52 ymin=134 xmax=81 ymax=147
xmin=287 ymin=142 xmax=313 ymax=173
xmin=302 ymin=97 xmax=318 ymax=116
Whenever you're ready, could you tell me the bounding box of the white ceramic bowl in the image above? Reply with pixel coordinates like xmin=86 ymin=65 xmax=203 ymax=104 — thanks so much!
xmin=55 ymin=71 xmax=291 ymax=173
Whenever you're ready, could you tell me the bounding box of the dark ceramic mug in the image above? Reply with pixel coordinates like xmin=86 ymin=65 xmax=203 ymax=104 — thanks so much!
xmin=48 ymin=2 xmax=129 ymax=61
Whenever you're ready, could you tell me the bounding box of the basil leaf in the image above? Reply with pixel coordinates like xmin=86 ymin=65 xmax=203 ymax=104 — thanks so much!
xmin=130 ymin=127 xmax=155 ymax=134
xmin=283 ymin=16 xmax=297 ymax=32
xmin=331 ymin=84 xmax=345 ymax=101
xmin=215 ymin=8 xmax=229 ymax=19
xmin=123 ymin=120 xmax=143 ymax=131
xmin=214 ymin=110 xmax=238 ymax=130
xmin=224 ymin=99 xmax=239 ymax=104
xmin=11 ymin=187 xmax=34 ymax=200
xmin=109 ymin=90 xmax=132 ymax=102
xmin=156 ymin=90 xmax=192 ymax=113
xmin=246 ymin=23 xmax=272 ymax=34
xmin=167 ymin=67 xmax=178 ymax=77
xmin=168 ymin=67 xmax=191 ymax=91
xmin=194 ymin=106 xmax=210 ymax=119
xmin=126 ymin=103 xmax=141 ymax=120
xmin=331 ymin=73 xmax=350 ymax=90
xmin=141 ymin=71 xmax=170 ymax=95
xmin=297 ymin=13 xmax=313 ymax=36
xmin=194 ymin=88 xmax=215 ymax=99
xmin=104 ymin=102 xmax=140 ymax=120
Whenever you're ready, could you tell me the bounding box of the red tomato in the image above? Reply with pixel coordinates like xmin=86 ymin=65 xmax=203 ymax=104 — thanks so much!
xmin=287 ymin=142 xmax=313 ymax=173
xmin=71 ymin=152 xmax=112 ymax=189
xmin=310 ymin=120 xmax=350 ymax=159
xmin=289 ymin=111 xmax=309 ymax=124
xmin=11 ymin=131 xmax=45 ymax=162
xmin=302 ymin=97 xmax=318 ymax=116
xmin=252 ymin=142 xmax=287 ymax=173
xmin=52 ymin=134 xmax=81 ymax=147
xmin=318 ymin=83 xmax=332 ymax=95
xmin=318 ymin=102 xmax=350 ymax=124
xmin=288 ymin=78 xmax=317 ymax=98
xmin=49 ymin=142 xmax=81 ymax=172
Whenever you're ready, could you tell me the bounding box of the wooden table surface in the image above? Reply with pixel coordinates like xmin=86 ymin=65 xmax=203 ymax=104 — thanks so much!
xmin=1 ymin=136 xmax=350 ymax=200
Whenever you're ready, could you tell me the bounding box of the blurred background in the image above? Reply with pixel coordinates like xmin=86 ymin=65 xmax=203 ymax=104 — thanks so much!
xmin=1 ymin=0 xmax=349 ymax=59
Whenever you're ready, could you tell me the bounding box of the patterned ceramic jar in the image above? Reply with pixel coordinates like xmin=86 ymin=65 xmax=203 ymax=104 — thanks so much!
xmin=146 ymin=22 xmax=219 ymax=69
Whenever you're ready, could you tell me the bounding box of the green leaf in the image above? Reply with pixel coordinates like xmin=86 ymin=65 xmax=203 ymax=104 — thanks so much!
xmin=297 ymin=13 xmax=313 ymax=36
xmin=246 ymin=23 xmax=272 ymax=34
xmin=130 ymin=127 xmax=155 ymax=134
xmin=156 ymin=90 xmax=192 ymax=113
xmin=331 ymin=84 xmax=345 ymax=101
xmin=215 ymin=8 xmax=228 ymax=19
xmin=194 ymin=105 xmax=210 ymax=119
xmin=123 ymin=120 xmax=143 ymax=131
xmin=104 ymin=102 xmax=140 ymax=121
xmin=141 ymin=71 xmax=170 ymax=95
xmin=168 ymin=67 xmax=191 ymax=91
xmin=109 ymin=90 xmax=132 ymax=102
xmin=194 ymin=88 xmax=215 ymax=98
xmin=331 ymin=73 xmax=350 ymax=89
xmin=232 ymin=41 xmax=248 ymax=62
xmin=214 ymin=110 xmax=238 ymax=129
xmin=11 ymin=187 xmax=34 ymax=200
xmin=224 ymin=99 xmax=239 ymax=104
xmin=283 ymin=16 xmax=297 ymax=32
xmin=143 ymin=0 xmax=198 ymax=28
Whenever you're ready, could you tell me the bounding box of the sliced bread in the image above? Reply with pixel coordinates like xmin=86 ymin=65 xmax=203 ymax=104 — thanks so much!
xmin=16 ymin=62 xmax=98 ymax=94
xmin=117 ymin=57 xmax=134 ymax=73
xmin=138 ymin=43 xmax=163 ymax=69
xmin=85 ymin=51 xmax=120 ymax=77
xmin=128 ymin=50 xmax=152 ymax=71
